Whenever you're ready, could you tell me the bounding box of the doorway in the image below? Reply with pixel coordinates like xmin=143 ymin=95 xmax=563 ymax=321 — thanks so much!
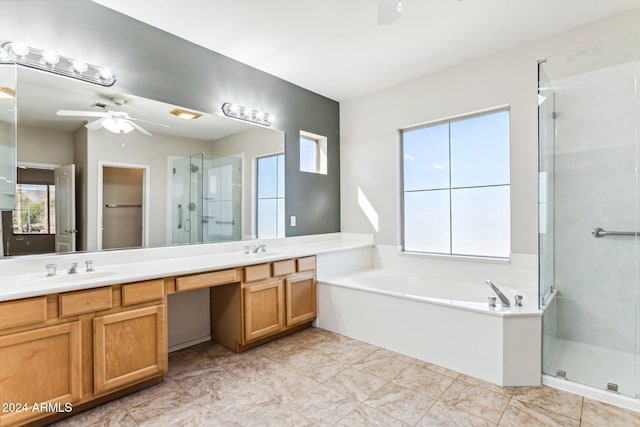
xmin=99 ymin=164 xmax=148 ymax=250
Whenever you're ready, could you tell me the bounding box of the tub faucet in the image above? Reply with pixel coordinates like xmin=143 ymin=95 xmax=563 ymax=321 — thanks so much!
xmin=485 ymin=280 xmax=510 ymax=307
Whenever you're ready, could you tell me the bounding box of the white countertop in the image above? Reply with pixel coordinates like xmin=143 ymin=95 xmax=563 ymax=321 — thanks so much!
xmin=0 ymin=234 xmax=374 ymax=302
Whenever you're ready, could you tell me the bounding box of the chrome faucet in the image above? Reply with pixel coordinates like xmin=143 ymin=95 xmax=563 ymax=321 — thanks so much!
xmin=68 ymin=262 xmax=78 ymax=274
xmin=252 ymin=243 xmax=267 ymax=253
xmin=485 ymin=280 xmax=510 ymax=307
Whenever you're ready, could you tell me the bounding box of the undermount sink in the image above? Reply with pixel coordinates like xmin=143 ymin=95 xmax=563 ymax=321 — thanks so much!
xmin=34 ymin=270 xmax=118 ymax=284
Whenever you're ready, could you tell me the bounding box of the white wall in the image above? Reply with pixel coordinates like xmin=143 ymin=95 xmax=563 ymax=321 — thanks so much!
xmin=340 ymin=8 xmax=640 ymax=256
xmin=17 ymin=124 xmax=74 ymax=166
xmin=210 ymin=127 xmax=284 ymax=239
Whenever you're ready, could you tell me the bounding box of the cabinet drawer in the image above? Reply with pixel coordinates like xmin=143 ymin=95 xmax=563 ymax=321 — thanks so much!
xmin=122 ymin=280 xmax=164 ymax=306
xmin=59 ymin=287 xmax=112 ymax=317
xmin=243 ymin=263 xmax=270 ymax=283
xmin=272 ymin=259 xmax=296 ymax=277
xmin=296 ymin=256 xmax=316 ymax=272
xmin=0 ymin=297 xmax=47 ymax=330
xmin=176 ymin=269 xmax=238 ymax=292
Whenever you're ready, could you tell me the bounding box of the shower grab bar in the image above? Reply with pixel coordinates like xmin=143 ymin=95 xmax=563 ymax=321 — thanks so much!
xmin=215 ymin=220 xmax=235 ymax=225
xmin=105 ymin=204 xmax=142 ymax=208
xmin=177 ymin=204 xmax=183 ymax=229
xmin=592 ymin=227 xmax=639 ymax=238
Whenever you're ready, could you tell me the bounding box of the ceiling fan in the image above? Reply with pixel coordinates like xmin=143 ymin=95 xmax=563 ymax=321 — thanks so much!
xmin=377 ymin=0 xmax=403 ymax=25
xmin=56 ymin=98 xmax=168 ymax=136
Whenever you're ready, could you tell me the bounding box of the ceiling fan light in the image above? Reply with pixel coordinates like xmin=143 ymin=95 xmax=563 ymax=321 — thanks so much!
xmin=118 ymin=119 xmax=134 ymax=133
xmin=101 ymin=118 xmax=120 ymax=133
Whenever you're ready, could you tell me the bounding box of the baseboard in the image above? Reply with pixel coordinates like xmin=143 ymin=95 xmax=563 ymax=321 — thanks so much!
xmin=168 ymin=335 xmax=211 ymax=353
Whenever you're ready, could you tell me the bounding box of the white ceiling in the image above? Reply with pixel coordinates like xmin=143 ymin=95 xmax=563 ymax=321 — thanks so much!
xmin=92 ymin=0 xmax=640 ymax=101
xmin=18 ymin=67 xmax=256 ymax=140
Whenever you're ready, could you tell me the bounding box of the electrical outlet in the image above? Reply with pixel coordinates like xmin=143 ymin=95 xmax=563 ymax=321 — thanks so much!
xmin=290 ymin=216 xmax=296 ymax=227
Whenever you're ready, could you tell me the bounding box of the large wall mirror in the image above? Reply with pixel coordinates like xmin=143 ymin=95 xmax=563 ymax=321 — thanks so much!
xmin=1 ymin=67 xmax=285 ymax=257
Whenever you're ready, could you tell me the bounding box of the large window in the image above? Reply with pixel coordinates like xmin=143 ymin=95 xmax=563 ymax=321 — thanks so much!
xmin=12 ymin=183 xmax=56 ymax=235
xmin=256 ymin=153 xmax=285 ymax=238
xmin=401 ymin=109 xmax=510 ymax=258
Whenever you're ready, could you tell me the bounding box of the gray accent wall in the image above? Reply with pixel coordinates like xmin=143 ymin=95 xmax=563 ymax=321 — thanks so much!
xmin=1 ymin=0 xmax=340 ymax=237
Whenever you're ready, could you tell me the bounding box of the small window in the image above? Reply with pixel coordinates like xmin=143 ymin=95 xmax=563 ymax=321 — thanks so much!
xmin=12 ymin=183 xmax=56 ymax=235
xmin=299 ymin=131 xmax=327 ymax=175
xmin=256 ymin=153 xmax=285 ymax=238
xmin=401 ymin=109 xmax=510 ymax=258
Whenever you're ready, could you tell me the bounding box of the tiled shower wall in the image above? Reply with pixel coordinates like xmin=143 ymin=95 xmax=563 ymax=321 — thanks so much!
xmin=552 ymin=59 xmax=638 ymax=354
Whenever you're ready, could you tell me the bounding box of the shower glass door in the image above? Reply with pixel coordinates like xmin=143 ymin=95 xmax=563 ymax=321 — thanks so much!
xmin=539 ymin=34 xmax=639 ymax=399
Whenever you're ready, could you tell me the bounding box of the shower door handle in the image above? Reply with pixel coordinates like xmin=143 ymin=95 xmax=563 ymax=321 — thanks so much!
xmin=592 ymin=227 xmax=639 ymax=238
xmin=177 ymin=204 xmax=183 ymax=229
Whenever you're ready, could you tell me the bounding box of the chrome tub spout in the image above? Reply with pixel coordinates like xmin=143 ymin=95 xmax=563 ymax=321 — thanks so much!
xmin=485 ymin=280 xmax=510 ymax=307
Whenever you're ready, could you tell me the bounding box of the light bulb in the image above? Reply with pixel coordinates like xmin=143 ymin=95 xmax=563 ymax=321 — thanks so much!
xmin=101 ymin=118 xmax=119 ymax=133
xmin=242 ymin=107 xmax=252 ymax=117
xmin=228 ymin=104 xmax=240 ymax=114
xmin=117 ymin=119 xmax=134 ymax=133
xmin=254 ymin=111 xmax=265 ymax=121
xmin=265 ymin=114 xmax=274 ymax=124
xmin=71 ymin=59 xmax=88 ymax=74
xmin=397 ymin=0 xmax=403 ymax=12
xmin=96 ymin=66 xmax=114 ymax=81
xmin=41 ymin=50 xmax=59 ymax=66
xmin=8 ymin=41 xmax=29 ymax=58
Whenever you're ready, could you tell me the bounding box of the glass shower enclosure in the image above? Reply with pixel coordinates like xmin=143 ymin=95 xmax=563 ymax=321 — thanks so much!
xmin=171 ymin=153 xmax=241 ymax=245
xmin=539 ymin=35 xmax=639 ymax=400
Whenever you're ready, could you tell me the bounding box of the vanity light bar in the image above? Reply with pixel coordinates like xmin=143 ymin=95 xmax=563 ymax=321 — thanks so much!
xmin=222 ymin=103 xmax=273 ymax=126
xmin=0 ymin=41 xmax=116 ymax=87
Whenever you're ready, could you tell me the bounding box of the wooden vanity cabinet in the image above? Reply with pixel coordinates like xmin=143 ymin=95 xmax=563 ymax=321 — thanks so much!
xmin=0 ymin=321 xmax=82 ymax=427
xmin=211 ymin=256 xmax=317 ymax=351
xmin=285 ymin=272 xmax=317 ymax=326
xmin=243 ymin=279 xmax=285 ymax=341
xmin=93 ymin=304 xmax=167 ymax=395
xmin=0 ymin=279 xmax=167 ymax=426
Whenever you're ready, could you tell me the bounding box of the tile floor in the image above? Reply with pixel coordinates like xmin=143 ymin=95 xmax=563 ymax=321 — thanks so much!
xmin=54 ymin=328 xmax=639 ymax=426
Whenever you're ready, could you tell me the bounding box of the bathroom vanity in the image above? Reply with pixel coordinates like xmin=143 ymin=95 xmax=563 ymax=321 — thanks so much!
xmin=0 ymin=235 xmax=371 ymax=426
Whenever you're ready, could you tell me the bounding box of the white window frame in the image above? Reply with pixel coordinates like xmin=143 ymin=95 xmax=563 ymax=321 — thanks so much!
xmin=299 ymin=130 xmax=327 ymax=175
xmin=400 ymin=107 xmax=511 ymax=259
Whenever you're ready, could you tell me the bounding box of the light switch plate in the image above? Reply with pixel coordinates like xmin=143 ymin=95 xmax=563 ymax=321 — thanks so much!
xmin=290 ymin=216 xmax=296 ymax=226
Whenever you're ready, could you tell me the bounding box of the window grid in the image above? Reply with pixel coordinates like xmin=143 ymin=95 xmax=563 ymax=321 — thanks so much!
xmin=401 ymin=109 xmax=510 ymax=258
xmin=12 ymin=183 xmax=55 ymax=235
xmin=256 ymin=153 xmax=285 ymax=239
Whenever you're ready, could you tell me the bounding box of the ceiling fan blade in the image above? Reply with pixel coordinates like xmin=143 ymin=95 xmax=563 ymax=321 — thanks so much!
xmin=128 ymin=117 xmax=170 ymax=128
xmin=127 ymin=120 xmax=152 ymax=136
xmin=85 ymin=118 xmax=104 ymax=130
xmin=57 ymin=110 xmax=110 ymax=118
xmin=377 ymin=0 xmax=401 ymax=25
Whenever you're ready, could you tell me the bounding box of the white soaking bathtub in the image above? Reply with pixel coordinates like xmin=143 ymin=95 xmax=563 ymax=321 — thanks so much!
xmin=316 ymin=268 xmax=543 ymax=387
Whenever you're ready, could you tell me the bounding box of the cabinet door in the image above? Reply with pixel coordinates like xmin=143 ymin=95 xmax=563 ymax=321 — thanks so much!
xmin=285 ymin=272 xmax=317 ymax=326
xmin=0 ymin=322 xmax=82 ymax=426
xmin=243 ymin=280 xmax=284 ymax=342
xmin=93 ymin=305 xmax=167 ymax=395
